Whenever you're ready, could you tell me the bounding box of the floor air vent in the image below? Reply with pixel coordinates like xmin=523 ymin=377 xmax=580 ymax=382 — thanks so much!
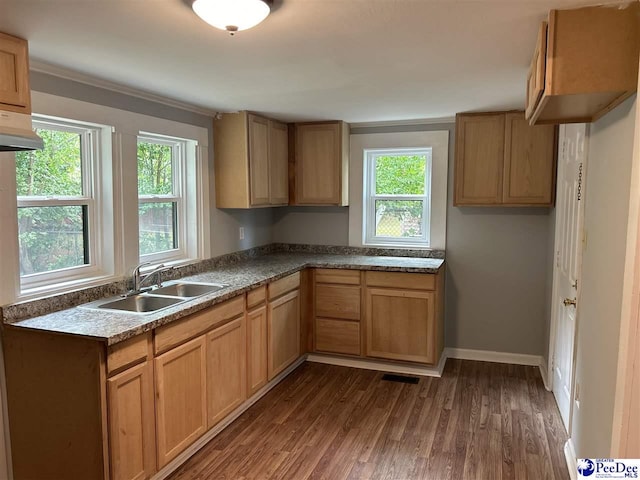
xmin=381 ymin=373 xmax=419 ymax=384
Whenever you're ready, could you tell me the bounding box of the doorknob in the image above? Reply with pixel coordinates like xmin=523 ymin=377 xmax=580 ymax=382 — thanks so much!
xmin=563 ymin=298 xmax=577 ymax=307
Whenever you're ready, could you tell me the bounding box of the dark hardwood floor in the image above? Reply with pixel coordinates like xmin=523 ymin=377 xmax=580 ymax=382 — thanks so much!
xmin=168 ymin=359 xmax=569 ymax=480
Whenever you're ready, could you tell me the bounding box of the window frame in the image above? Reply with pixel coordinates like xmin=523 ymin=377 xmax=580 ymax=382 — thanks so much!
xmin=363 ymin=147 xmax=432 ymax=247
xmin=137 ymin=133 xmax=188 ymax=264
xmin=17 ymin=117 xmax=105 ymax=291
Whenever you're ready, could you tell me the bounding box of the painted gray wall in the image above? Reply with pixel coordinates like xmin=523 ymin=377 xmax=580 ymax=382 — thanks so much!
xmin=571 ymin=96 xmax=636 ymax=457
xmin=271 ymin=207 xmax=349 ymax=245
xmin=30 ymin=72 xmax=274 ymax=256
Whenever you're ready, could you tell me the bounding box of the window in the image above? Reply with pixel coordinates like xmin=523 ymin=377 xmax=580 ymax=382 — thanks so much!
xmin=16 ymin=118 xmax=103 ymax=289
xmin=137 ymin=134 xmax=186 ymax=262
xmin=363 ymin=148 xmax=432 ymax=246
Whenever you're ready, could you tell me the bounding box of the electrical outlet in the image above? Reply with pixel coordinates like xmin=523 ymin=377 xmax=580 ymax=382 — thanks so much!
xmin=239 ymin=227 xmax=245 ymax=240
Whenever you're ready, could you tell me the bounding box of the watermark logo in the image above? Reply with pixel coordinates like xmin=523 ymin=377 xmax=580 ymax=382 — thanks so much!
xmin=577 ymin=459 xmax=595 ymax=477
xmin=578 ymin=459 xmax=640 ymax=479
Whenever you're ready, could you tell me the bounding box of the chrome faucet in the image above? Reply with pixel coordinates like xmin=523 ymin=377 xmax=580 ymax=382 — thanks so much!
xmin=131 ymin=262 xmax=171 ymax=294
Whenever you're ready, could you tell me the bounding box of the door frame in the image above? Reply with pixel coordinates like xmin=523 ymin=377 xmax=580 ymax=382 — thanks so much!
xmin=547 ymin=123 xmax=590 ymax=436
xmin=611 ymin=67 xmax=640 ymax=456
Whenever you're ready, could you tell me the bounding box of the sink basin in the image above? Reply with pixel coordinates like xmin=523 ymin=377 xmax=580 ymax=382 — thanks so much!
xmin=148 ymin=282 xmax=227 ymax=298
xmin=95 ymin=295 xmax=185 ymax=314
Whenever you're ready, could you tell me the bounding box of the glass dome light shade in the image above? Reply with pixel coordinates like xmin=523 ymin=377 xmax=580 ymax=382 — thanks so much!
xmin=192 ymin=0 xmax=271 ymax=33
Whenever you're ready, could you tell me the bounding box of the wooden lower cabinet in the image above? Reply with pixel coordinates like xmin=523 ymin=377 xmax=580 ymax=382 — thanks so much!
xmin=268 ymin=289 xmax=300 ymax=379
xmin=365 ymin=287 xmax=436 ymax=364
xmin=315 ymin=318 xmax=360 ymax=355
xmin=247 ymin=305 xmax=269 ymax=395
xmin=155 ymin=336 xmax=207 ymax=468
xmin=207 ymin=316 xmax=247 ymax=428
xmin=107 ymin=361 xmax=156 ymax=480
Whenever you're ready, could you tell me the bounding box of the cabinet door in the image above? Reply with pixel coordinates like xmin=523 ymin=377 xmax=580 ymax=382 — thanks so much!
xmin=365 ymin=288 xmax=436 ymax=364
xmin=295 ymin=123 xmax=341 ymax=204
xmin=107 ymin=362 xmax=156 ymax=480
xmin=454 ymin=114 xmax=505 ymax=206
xmin=0 ymin=33 xmax=30 ymax=112
xmin=155 ymin=336 xmax=207 ymax=468
xmin=248 ymin=114 xmax=270 ymax=206
xmin=525 ymin=22 xmax=548 ymax=121
xmin=206 ymin=316 xmax=247 ymax=428
xmin=503 ymin=113 xmax=556 ymax=206
xmin=268 ymin=289 xmax=300 ymax=379
xmin=269 ymin=120 xmax=289 ymax=205
xmin=247 ymin=305 xmax=268 ymax=395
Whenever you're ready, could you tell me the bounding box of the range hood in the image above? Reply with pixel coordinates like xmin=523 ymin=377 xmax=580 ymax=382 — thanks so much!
xmin=0 ymin=110 xmax=43 ymax=152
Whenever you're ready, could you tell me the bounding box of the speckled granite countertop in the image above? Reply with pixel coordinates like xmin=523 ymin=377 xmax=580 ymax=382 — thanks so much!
xmin=4 ymin=252 xmax=444 ymax=346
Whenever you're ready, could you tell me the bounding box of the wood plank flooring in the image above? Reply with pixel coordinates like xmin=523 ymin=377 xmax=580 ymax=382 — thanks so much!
xmin=168 ymin=359 xmax=569 ymax=480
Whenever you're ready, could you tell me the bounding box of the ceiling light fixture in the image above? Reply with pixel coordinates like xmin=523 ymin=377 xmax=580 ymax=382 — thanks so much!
xmin=192 ymin=0 xmax=271 ymax=35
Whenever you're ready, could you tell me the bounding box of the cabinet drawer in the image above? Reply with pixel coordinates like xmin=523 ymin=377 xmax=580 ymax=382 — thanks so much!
xmin=315 ymin=284 xmax=360 ymax=321
xmin=315 ymin=269 xmax=361 ymax=285
xmin=107 ymin=332 xmax=150 ymax=376
xmin=155 ymin=296 xmax=244 ymax=354
xmin=268 ymin=272 xmax=300 ymax=300
xmin=315 ymin=319 xmax=360 ymax=356
xmin=247 ymin=285 xmax=266 ymax=309
xmin=365 ymin=271 xmax=436 ymax=291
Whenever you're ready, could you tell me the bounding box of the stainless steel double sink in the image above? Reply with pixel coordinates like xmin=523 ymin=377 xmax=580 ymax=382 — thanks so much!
xmin=81 ymin=281 xmax=228 ymax=315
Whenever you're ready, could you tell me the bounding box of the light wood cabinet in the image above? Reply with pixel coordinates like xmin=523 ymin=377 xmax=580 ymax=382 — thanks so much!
xmin=0 ymin=32 xmax=31 ymax=114
xmin=293 ymin=121 xmax=349 ymax=206
xmin=247 ymin=304 xmax=268 ymax=395
xmin=526 ymin=3 xmax=639 ymax=125
xmin=155 ymin=336 xmax=207 ymax=468
xmin=206 ymin=316 xmax=246 ymax=428
xmin=313 ymin=269 xmax=362 ymax=356
xmin=454 ymin=111 xmax=556 ymax=207
xmin=364 ymin=270 xmax=444 ymax=365
xmin=107 ymin=362 xmax=156 ymax=480
xmin=214 ymin=111 xmax=289 ymax=208
xmin=268 ymin=289 xmax=300 ymax=379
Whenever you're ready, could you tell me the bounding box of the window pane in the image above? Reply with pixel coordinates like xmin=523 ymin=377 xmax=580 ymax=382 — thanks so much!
xmin=15 ymin=128 xmax=83 ymax=197
xmin=375 ymin=200 xmax=423 ymax=238
xmin=18 ymin=206 xmax=88 ymax=275
xmin=139 ymin=202 xmax=177 ymax=255
xmin=137 ymin=141 xmax=173 ymax=195
xmin=375 ymin=155 xmax=426 ymax=195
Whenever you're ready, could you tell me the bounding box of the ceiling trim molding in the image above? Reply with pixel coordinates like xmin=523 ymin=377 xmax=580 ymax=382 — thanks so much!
xmin=29 ymin=60 xmax=219 ymax=117
xmin=349 ymin=117 xmax=455 ymax=128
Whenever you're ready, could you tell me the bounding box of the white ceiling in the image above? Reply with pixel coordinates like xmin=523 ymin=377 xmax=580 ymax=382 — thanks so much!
xmin=0 ymin=0 xmax=609 ymax=123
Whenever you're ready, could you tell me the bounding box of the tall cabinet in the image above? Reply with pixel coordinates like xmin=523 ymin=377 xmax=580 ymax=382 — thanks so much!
xmin=214 ymin=111 xmax=289 ymax=208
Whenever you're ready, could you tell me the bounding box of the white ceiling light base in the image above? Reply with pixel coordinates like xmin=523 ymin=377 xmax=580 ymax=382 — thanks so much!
xmin=192 ymin=0 xmax=271 ymax=35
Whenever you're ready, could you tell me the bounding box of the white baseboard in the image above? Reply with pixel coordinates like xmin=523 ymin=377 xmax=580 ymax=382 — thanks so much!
xmin=564 ymin=439 xmax=577 ymax=480
xmin=539 ymin=358 xmax=551 ymax=391
xmin=151 ymin=355 xmax=307 ymax=480
xmin=445 ymin=347 xmax=544 ymax=367
xmin=306 ymin=352 xmax=447 ymax=377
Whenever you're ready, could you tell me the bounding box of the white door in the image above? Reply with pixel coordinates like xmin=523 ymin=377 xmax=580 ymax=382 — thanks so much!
xmin=550 ymin=123 xmax=589 ymax=431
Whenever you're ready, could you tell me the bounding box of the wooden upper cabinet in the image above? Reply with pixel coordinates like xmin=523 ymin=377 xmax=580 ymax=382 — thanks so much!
xmin=503 ymin=113 xmax=556 ymax=205
xmin=248 ymin=114 xmax=270 ymax=206
xmin=455 ymin=111 xmax=556 ymax=207
xmin=454 ymin=113 xmax=505 ymax=205
xmin=293 ymin=121 xmax=349 ymax=206
xmin=527 ymin=3 xmax=640 ymax=125
xmin=269 ymin=120 xmax=289 ymax=204
xmin=0 ymin=32 xmax=31 ymax=114
xmin=214 ymin=111 xmax=289 ymax=208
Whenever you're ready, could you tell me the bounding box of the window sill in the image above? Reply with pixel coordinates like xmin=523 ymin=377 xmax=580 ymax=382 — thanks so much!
xmin=363 ymin=242 xmax=433 ymax=250
xmin=18 ymin=273 xmax=120 ymax=303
